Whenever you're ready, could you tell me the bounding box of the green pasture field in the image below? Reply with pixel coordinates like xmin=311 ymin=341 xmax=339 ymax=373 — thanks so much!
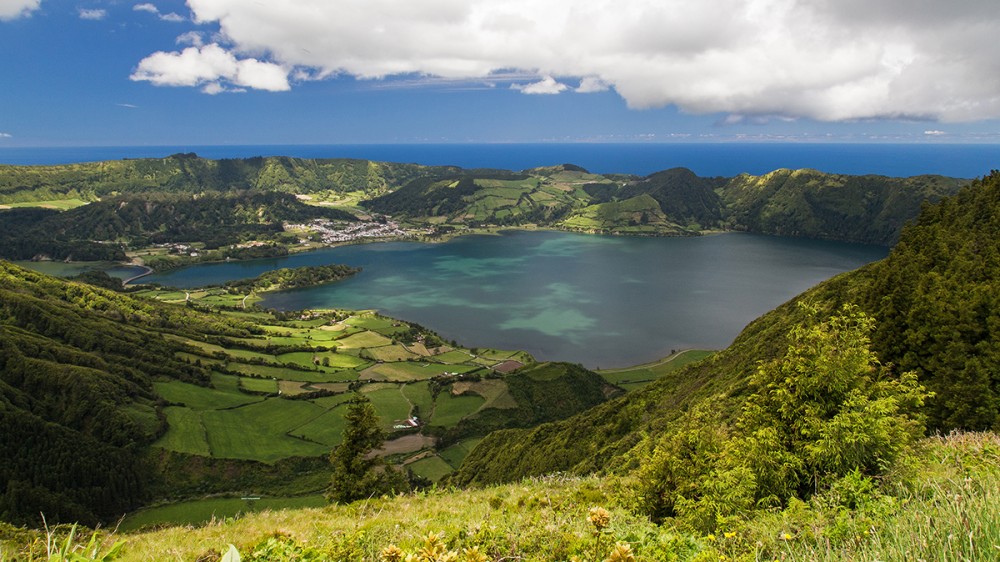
xmin=123 ymin=403 xmax=161 ymax=437
xmin=286 ymin=317 xmax=334 ymax=328
xmin=153 ymin=379 xmax=260 ymax=410
xmin=430 ymin=349 xmax=476 ymax=364
xmin=276 ymin=351 xmax=369 ymax=370
xmin=200 ymin=399 xmax=329 ymax=461
xmin=437 ymin=437 xmax=484 ymax=469
xmin=335 ymin=331 xmax=393 ymax=349
xmin=362 ymin=361 xmax=479 ymax=382
xmin=364 ymin=386 xmax=414 ymax=429
xmin=454 ymin=379 xmax=516 ymax=410
xmin=400 ymin=381 xmax=433 ymax=417
xmin=154 ymin=407 xmax=210 ymax=456
xmin=597 ymin=350 xmax=715 ymax=389
xmin=288 ymin=407 xmax=350 ymax=447
xmin=223 ymin=347 xmax=278 ymax=363
xmin=240 ymin=377 xmax=278 ymax=393
xmin=364 ymin=344 xmax=420 ymax=362
xmin=134 ymin=289 xmax=188 ymax=302
xmin=119 ymin=494 xmax=327 ymax=532
xmin=225 ymin=362 xmax=358 ymax=383
xmin=407 ymin=455 xmax=453 ymax=482
xmin=430 ymin=392 xmax=485 ymax=427
xmin=473 ymin=348 xmax=531 ymax=361
xmin=310 ymin=393 xmax=355 ymax=409
xmin=344 ymin=315 xmax=396 ymax=331
xmin=474 ymin=178 xmax=540 ymax=190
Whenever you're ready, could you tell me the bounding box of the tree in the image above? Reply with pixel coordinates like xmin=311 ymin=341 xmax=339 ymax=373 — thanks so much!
xmin=637 ymin=303 xmax=930 ymax=531
xmin=737 ymin=304 xmax=929 ymax=504
xmin=327 ymin=395 xmax=407 ymax=503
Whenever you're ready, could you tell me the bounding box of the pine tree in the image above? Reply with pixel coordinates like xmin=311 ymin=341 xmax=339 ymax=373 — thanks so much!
xmin=327 ymin=395 xmax=407 ymax=503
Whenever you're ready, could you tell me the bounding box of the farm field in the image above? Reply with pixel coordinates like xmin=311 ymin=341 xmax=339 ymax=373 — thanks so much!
xmin=131 ymin=289 xmax=697 ymax=522
xmin=142 ymin=303 xmax=537 ymax=477
xmin=119 ymin=494 xmax=327 ymax=531
xmin=596 ymin=349 xmax=715 ymax=391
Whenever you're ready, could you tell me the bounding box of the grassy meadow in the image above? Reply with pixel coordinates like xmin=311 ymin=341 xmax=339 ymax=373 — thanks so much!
xmin=6 ymin=432 xmax=995 ymax=561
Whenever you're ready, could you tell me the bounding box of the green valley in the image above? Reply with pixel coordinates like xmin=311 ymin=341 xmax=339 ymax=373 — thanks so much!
xmin=1 ymin=158 xmax=998 ymax=562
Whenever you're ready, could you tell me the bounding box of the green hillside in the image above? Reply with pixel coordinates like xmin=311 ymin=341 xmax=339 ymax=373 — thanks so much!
xmin=0 ymin=155 xmax=434 ymax=204
xmin=719 ymin=168 xmax=966 ymax=244
xmin=0 ymin=191 xmax=355 ymax=261
xmin=0 ymin=157 xmax=971 ymax=268
xmin=0 ymin=261 xmax=621 ymax=527
xmin=453 ymin=170 xmax=1000 ymax=487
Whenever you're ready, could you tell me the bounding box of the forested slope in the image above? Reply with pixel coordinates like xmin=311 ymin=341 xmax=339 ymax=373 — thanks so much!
xmin=0 ymin=191 xmax=354 ymax=260
xmin=0 ymin=262 xmax=256 ymax=525
xmin=0 ymin=155 xmax=434 ymax=203
xmin=453 ymin=170 xmax=1000 ymax=486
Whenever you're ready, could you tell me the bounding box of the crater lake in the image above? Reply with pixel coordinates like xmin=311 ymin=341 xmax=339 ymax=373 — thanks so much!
xmin=143 ymin=231 xmax=887 ymax=368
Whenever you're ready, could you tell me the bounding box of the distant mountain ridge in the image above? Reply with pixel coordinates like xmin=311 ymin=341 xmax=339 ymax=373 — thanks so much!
xmin=0 ymin=156 xmax=972 ymax=261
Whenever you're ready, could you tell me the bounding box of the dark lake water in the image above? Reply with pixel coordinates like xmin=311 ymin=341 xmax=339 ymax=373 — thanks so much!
xmin=143 ymin=231 xmax=887 ymax=368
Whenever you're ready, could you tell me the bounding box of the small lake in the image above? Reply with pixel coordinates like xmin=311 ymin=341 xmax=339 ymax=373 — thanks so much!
xmin=143 ymin=231 xmax=887 ymax=368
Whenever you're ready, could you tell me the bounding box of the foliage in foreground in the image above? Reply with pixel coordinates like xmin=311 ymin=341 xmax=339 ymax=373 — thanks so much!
xmin=2 ymin=431 xmax=997 ymax=561
xmin=635 ymin=304 xmax=929 ymax=531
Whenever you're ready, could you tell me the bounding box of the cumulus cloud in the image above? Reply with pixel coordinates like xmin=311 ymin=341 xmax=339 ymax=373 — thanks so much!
xmin=78 ymin=8 xmax=107 ymax=20
xmin=130 ymin=43 xmax=290 ymax=92
xmin=515 ymin=76 xmax=569 ymax=95
xmin=131 ymin=0 xmax=1000 ymax=121
xmin=0 ymin=0 xmax=40 ymax=20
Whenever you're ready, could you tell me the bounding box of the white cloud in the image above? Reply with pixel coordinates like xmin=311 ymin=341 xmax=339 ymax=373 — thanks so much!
xmin=0 ymin=0 xmax=39 ymax=20
xmin=176 ymin=31 xmax=204 ymax=47
xmin=130 ymin=43 xmax=290 ymax=92
xmin=515 ymin=76 xmax=568 ymax=95
xmin=131 ymin=0 xmax=1000 ymax=121
xmin=924 ymin=130 xmax=947 ymax=136
xmin=134 ymin=2 xmax=185 ymax=22
xmin=117 ymin=103 xmax=139 ymax=108
xmin=78 ymin=8 xmax=107 ymax=20
xmin=0 ymin=132 xmax=12 ymax=138
xmin=576 ymin=77 xmax=610 ymax=94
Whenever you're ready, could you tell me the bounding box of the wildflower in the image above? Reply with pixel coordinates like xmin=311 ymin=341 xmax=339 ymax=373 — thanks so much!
xmin=781 ymin=532 xmax=793 ymax=541
xmin=604 ymin=542 xmax=636 ymax=562
xmin=382 ymin=545 xmax=405 ymax=562
xmin=461 ymin=546 xmax=489 ymax=562
xmin=706 ymin=534 xmax=716 ymax=542
xmin=419 ymin=533 xmax=449 ymax=561
xmin=588 ymin=507 xmax=611 ymax=531
xmin=723 ymin=531 xmax=736 ymax=539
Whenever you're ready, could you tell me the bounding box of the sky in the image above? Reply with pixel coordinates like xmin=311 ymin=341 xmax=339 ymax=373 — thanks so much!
xmin=2 ymin=0 xmax=1000 ymax=147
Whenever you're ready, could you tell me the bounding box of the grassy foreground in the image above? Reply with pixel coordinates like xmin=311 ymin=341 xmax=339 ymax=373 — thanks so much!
xmin=2 ymin=432 xmax=996 ymax=561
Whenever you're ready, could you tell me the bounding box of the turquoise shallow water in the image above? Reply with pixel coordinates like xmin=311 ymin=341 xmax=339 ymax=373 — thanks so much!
xmin=144 ymin=231 xmax=887 ymax=368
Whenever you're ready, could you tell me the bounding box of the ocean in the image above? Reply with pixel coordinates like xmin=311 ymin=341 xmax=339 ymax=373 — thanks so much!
xmin=1 ymin=143 xmax=998 ymax=178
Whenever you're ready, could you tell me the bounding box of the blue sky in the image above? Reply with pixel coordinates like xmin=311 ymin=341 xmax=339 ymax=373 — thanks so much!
xmin=2 ymin=0 xmax=1000 ymax=147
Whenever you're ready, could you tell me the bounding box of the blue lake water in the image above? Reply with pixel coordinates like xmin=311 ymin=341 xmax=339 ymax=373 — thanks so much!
xmin=144 ymin=231 xmax=887 ymax=368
